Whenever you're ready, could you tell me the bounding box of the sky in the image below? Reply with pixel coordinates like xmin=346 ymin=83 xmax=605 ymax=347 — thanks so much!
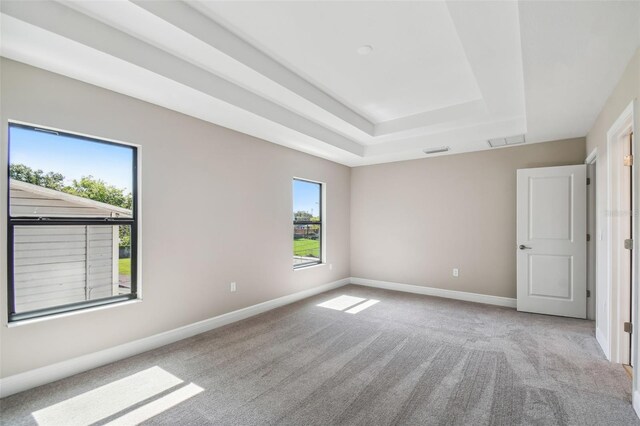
xmin=9 ymin=126 xmax=133 ymax=192
xmin=293 ymin=179 xmax=320 ymax=217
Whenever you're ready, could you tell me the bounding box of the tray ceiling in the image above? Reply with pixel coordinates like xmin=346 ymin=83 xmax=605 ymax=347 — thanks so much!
xmin=1 ymin=1 xmax=638 ymax=166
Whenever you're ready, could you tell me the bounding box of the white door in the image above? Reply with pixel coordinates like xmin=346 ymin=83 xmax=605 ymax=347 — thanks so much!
xmin=517 ymin=165 xmax=587 ymax=318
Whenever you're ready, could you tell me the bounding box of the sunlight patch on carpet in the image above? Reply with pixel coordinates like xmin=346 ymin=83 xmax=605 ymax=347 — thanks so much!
xmin=32 ymin=366 xmax=202 ymax=426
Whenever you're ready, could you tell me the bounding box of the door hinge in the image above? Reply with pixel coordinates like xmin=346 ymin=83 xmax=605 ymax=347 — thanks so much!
xmin=624 ymin=239 xmax=634 ymax=250
xmin=587 ymin=177 xmax=591 ymax=185
xmin=587 ymin=290 xmax=591 ymax=298
xmin=587 ymin=234 xmax=591 ymax=242
xmin=624 ymin=154 xmax=634 ymax=167
xmin=624 ymin=322 xmax=633 ymax=334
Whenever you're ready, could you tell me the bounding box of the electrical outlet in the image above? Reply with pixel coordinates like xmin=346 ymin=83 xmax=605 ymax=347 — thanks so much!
xmin=329 ymin=263 xmax=333 ymax=271
xmin=230 ymin=282 xmax=236 ymax=292
xmin=452 ymin=268 xmax=459 ymax=278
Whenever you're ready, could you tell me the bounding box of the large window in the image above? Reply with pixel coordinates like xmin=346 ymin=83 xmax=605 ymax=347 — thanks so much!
xmin=293 ymin=178 xmax=322 ymax=268
xmin=7 ymin=123 xmax=138 ymax=322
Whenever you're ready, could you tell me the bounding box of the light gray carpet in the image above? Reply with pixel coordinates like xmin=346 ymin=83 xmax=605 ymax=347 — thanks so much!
xmin=1 ymin=284 xmax=637 ymax=425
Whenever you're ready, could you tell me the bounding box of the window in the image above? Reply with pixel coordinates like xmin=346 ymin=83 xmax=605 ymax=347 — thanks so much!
xmin=7 ymin=123 xmax=138 ymax=322
xmin=293 ymin=178 xmax=322 ymax=268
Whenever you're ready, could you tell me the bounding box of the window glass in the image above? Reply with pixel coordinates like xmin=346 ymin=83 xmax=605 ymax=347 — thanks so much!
xmin=293 ymin=179 xmax=322 ymax=268
xmin=9 ymin=125 xmax=133 ymax=217
xmin=7 ymin=123 xmax=138 ymax=322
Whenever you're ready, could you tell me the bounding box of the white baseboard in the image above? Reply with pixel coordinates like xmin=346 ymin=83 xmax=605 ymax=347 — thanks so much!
xmin=0 ymin=277 xmax=350 ymax=398
xmin=0 ymin=276 xmax=522 ymax=397
xmin=350 ymin=277 xmax=517 ymax=308
xmin=634 ymin=390 xmax=640 ymax=419
xmin=596 ymin=327 xmax=611 ymax=360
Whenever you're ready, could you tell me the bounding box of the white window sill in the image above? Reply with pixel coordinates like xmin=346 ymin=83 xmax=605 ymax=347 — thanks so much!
xmin=6 ymin=298 xmax=142 ymax=328
xmin=293 ymin=262 xmax=327 ymax=271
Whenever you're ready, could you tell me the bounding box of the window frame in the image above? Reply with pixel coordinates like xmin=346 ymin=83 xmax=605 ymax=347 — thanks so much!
xmin=6 ymin=122 xmax=140 ymax=323
xmin=292 ymin=177 xmax=323 ymax=269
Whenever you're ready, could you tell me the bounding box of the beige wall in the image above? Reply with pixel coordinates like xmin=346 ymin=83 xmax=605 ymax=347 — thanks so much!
xmin=0 ymin=59 xmax=351 ymax=378
xmin=585 ymin=48 xmax=639 ymax=360
xmin=4 ymin=48 xmax=633 ymax=379
xmin=351 ymin=138 xmax=586 ymax=299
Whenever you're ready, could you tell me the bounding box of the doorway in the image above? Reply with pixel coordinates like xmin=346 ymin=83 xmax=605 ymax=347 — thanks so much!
xmin=606 ymin=101 xmax=636 ymax=368
xmin=624 ymin=131 xmax=633 ymax=370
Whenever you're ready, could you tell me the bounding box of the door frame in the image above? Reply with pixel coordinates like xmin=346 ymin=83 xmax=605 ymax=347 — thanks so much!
xmin=606 ymin=101 xmax=636 ymax=365
xmin=586 ymin=150 xmax=597 ymax=321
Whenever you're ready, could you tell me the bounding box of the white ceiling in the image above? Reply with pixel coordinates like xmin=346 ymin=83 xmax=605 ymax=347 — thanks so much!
xmin=1 ymin=1 xmax=638 ymax=167
xmin=198 ymin=1 xmax=483 ymax=123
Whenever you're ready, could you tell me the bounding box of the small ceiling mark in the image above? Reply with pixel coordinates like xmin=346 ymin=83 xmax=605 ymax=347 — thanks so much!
xmin=357 ymin=45 xmax=373 ymax=55
xmin=488 ymin=134 xmax=525 ymax=148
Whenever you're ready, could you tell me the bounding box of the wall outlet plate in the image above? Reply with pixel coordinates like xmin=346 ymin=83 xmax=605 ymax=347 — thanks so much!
xmin=453 ymin=268 xmax=459 ymax=277
xmin=230 ymin=282 xmax=236 ymax=292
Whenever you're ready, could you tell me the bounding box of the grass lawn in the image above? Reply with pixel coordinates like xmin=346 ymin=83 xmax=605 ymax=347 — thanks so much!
xmin=294 ymin=238 xmax=320 ymax=258
xmin=119 ymin=258 xmax=131 ymax=276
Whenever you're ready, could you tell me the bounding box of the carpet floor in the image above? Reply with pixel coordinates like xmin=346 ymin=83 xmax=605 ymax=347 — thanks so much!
xmin=1 ymin=284 xmax=637 ymax=425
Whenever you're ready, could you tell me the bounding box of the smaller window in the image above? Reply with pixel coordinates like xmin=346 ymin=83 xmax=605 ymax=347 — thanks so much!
xmin=293 ymin=178 xmax=322 ymax=268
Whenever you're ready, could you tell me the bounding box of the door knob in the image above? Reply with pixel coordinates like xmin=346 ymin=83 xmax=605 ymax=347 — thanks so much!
xmin=519 ymin=245 xmax=532 ymax=250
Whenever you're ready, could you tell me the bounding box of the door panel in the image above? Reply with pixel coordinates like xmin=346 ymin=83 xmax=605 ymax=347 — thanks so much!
xmin=517 ymin=165 xmax=587 ymax=318
xmin=529 ymin=255 xmax=572 ymax=298
xmin=529 ymin=176 xmax=572 ymax=240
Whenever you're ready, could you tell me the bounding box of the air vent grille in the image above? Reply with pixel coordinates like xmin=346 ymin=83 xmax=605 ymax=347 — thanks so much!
xmin=423 ymin=146 xmax=450 ymax=155
xmin=488 ymin=134 xmax=525 ymax=148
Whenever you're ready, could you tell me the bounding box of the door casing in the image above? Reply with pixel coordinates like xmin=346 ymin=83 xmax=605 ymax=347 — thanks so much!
xmin=605 ymin=101 xmax=636 ymax=366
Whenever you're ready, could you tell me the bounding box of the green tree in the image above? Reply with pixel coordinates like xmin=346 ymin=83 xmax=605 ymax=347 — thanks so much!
xmin=10 ymin=164 xmax=133 ymax=247
xmin=64 ymin=176 xmax=132 ymax=210
xmin=9 ymin=163 xmax=65 ymax=191
xmin=10 ymin=164 xmax=132 ymax=209
xmin=294 ymin=211 xmax=313 ymax=222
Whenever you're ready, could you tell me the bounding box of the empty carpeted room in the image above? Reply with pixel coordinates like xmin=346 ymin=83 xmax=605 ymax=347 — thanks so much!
xmin=0 ymin=1 xmax=639 ymax=425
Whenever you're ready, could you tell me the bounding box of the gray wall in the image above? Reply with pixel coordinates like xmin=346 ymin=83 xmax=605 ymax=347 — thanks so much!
xmin=350 ymin=138 xmax=586 ymax=299
xmin=0 ymin=59 xmax=351 ymax=378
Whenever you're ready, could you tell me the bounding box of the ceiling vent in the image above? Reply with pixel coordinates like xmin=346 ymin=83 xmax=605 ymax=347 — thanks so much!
xmin=488 ymin=134 xmax=525 ymax=148
xmin=423 ymin=146 xmax=450 ymax=155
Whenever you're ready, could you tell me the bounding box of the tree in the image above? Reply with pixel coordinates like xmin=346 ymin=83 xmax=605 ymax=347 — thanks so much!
xmin=294 ymin=211 xmax=313 ymax=222
xmin=64 ymin=176 xmax=132 ymax=210
xmin=10 ymin=164 xmax=133 ymax=247
xmin=9 ymin=163 xmax=65 ymax=191
xmin=10 ymin=164 xmax=132 ymax=210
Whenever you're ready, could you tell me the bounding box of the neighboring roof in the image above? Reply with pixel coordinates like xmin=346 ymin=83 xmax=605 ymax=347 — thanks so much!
xmin=10 ymin=179 xmax=133 ymax=217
